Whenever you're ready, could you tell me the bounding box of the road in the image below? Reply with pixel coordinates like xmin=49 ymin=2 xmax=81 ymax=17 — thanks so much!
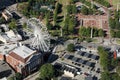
xmin=80 ymin=42 xmax=120 ymax=51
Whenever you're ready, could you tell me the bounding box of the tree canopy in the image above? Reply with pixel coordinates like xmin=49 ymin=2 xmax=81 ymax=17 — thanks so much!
xmin=67 ymin=43 xmax=75 ymax=52
xmin=101 ymin=71 xmax=111 ymax=80
xmin=81 ymin=6 xmax=89 ymax=15
xmin=9 ymin=19 xmax=17 ymax=29
xmin=39 ymin=63 xmax=55 ymax=80
xmin=8 ymin=73 xmax=22 ymax=80
xmin=97 ymin=46 xmax=110 ymax=71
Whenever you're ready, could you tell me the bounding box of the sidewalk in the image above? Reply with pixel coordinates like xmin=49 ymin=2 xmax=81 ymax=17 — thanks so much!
xmin=24 ymin=72 xmax=39 ymax=80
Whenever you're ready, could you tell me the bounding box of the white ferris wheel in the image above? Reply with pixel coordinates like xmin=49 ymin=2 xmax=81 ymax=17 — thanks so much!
xmin=27 ymin=18 xmax=50 ymax=52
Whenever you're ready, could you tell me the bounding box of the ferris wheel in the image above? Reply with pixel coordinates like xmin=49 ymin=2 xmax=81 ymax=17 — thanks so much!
xmin=27 ymin=18 xmax=50 ymax=52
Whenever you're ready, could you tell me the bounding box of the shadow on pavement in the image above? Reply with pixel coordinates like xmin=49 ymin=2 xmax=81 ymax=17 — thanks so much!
xmin=0 ymin=69 xmax=12 ymax=78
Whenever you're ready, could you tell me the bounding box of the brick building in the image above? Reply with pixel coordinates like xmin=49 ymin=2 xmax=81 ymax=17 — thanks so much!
xmin=0 ymin=44 xmax=43 ymax=76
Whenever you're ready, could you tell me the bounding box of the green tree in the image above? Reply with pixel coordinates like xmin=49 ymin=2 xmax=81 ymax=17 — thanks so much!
xmin=86 ymin=27 xmax=91 ymax=37
xmin=47 ymin=23 xmax=53 ymax=30
xmin=53 ymin=12 xmax=57 ymax=26
xmin=109 ymin=18 xmax=115 ymax=29
xmin=67 ymin=5 xmax=72 ymax=14
xmin=40 ymin=63 xmax=55 ymax=80
xmin=93 ymin=28 xmax=98 ymax=37
xmin=8 ymin=73 xmax=22 ymax=80
xmin=79 ymin=27 xmax=91 ymax=37
xmin=8 ymin=76 xmax=14 ymax=80
xmin=116 ymin=31 xmax=120 ymax=38
xmin=45 ymin=11 xmax=53 ymax=30
xmin=111 ymin=58 xmax=118 ymax=68
xmin=100 ymin=51 xmax=109 ymax=70
xmin=97 ymin=46 xmax=104 ymax=54
xmin=22 ymin=23 xmax=27 ymax=29
xmin=116 ymin=66 xmax=120 ymax=75
xmin=72 ymin=4 xmax=77 ymax=14
xmin=110 ymin=30 xmax=115 ymax=38
xmin=68 ymin=17 xmax=75 ymax=34
xmin=97 ymin=46 xmax=110 ymax=71
xmin=111 ymin=73 xmax=120 ymax=80
xmin=98 ymin=29 xmax=104 ymax=37
xmin=63 ymin=14 xmax=70 ymax=35
xmin=15 ymin=73 xmax=22 ymax=80
xmin=9 ymin=19 xmax=17 ymax=29
xmin=101 ymin=71 xmax=111 ymax=80
xmin=79 ymin=27 xmax=87 ymax=37
xmin=67 ymin=43 xmax=75 ymax=52
xmin=81 ymin=6 xmax=88 ymax=15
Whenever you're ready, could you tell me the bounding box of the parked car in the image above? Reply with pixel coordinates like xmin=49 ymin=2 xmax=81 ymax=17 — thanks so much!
xmin=84 ymin=72 xmax=89 ymax=76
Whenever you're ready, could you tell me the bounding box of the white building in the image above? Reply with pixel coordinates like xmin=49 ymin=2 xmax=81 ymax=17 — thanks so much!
xmin=0 ymin=30 xmax=22 ymax=43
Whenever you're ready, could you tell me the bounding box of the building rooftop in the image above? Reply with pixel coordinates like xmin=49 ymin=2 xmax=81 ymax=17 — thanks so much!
xmin=0 ymin=44 xmax=17 ymax=55
xmin=0 ymin=30 xmax=22 ymax=43
xmin=12 ymin=45 xmax=36 ymax=59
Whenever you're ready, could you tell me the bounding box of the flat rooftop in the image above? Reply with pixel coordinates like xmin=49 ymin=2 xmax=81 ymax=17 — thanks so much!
xmin=12 ymin=45 xmax=36 ymax=59
xmin=0 ymin=44 xmax=17 ymax=55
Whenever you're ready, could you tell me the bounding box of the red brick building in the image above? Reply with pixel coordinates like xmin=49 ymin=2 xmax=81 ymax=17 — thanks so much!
xmin=0 ymin=44 xmax=43 ymax=76
xmin=0 ymin=54 xmax=4 ymax=60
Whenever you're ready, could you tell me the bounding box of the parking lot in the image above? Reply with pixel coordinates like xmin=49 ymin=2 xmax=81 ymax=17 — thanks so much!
xmin=0 ymin=61 xmax=15 ymax=79
xmin=53 ymin=45 xmax=101 ymax=80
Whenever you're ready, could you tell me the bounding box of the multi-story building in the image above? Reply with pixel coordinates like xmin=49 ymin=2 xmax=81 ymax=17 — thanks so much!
xmin=2 ymin=10 xmax=12 ymax=21
xmin=0 ymin=44 xmax=43 ymax=76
